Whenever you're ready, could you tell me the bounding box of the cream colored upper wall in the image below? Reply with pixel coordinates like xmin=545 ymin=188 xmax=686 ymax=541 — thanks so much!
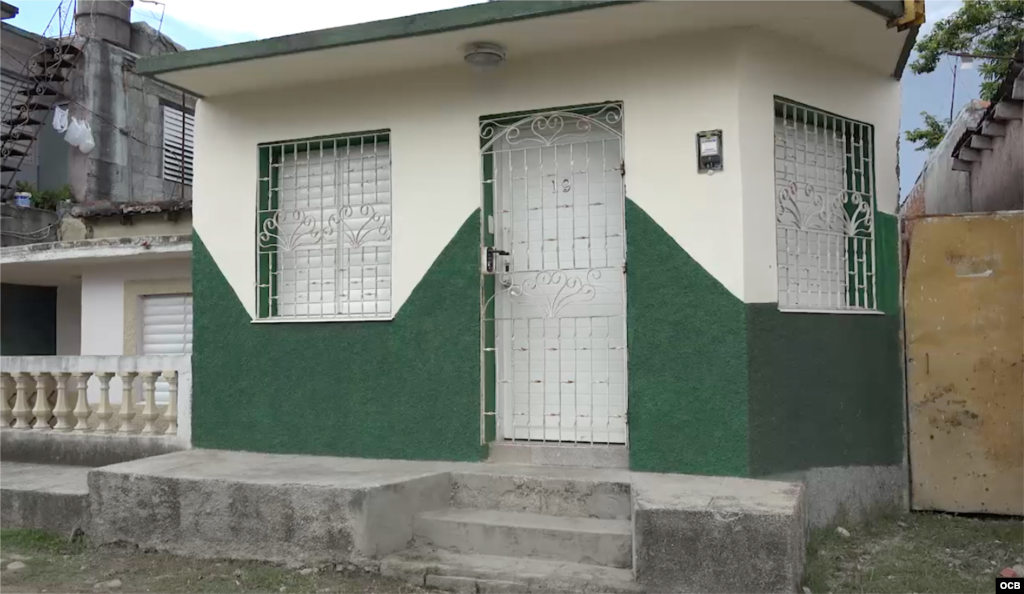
xmin=195 ymin=29 xmax=747 ymax=316
xmin=736 ymin=29 xmax=902 ymax=304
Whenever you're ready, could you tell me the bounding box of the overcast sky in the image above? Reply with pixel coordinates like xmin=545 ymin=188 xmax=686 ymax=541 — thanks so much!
xmin=7 ymin=0 xmax=981 ymax=200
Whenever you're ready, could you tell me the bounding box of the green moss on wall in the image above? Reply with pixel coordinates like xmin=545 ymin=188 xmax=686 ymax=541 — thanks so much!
xmin=191 ymin=211 xmax=483 ymax=461
xmin=0 ymin=283 xmax=56 ymax=356
xmin=625 ymin=200 xmax=749 ymax=476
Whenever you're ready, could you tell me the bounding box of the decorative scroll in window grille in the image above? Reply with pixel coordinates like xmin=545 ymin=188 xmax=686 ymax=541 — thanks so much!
xmin=774 ymin=98 xmax=877 ymax=312
xmin=256 ymin=131 xmax=392 ymax=321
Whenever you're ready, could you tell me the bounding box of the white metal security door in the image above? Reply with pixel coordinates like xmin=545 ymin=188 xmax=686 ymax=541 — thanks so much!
xmin=482 ymin=103 xmax=627 ymax=444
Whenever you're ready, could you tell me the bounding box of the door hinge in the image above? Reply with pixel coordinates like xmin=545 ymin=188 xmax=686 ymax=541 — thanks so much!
xmin=619 ymin=161 xmax=626 ymax=177
xmin=622 ymin=261 xmax=627 ymax=274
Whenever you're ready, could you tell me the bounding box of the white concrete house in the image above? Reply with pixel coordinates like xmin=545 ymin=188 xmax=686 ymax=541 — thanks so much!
xmin=132 ymin=0 xmax=922 ymax=528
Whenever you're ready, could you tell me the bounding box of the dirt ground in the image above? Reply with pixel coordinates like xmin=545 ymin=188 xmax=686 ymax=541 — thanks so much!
xmin=0 ymin=530 xmax=428 ymax=594
xmin=3 ymin=513 xmax=1022 ymax=594
xmin=804 ymin=512 xmax=1024 ymax=594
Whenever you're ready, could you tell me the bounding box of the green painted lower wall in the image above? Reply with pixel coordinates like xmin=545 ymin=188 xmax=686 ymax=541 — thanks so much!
xmin=191 ymin=200 xmax=903 ymax=476
xmin=0 ymin=283 xmax=56 ymax=356
xmin=746 ymin=213 xmax=904 ymax=476
xmin=191 ymin=211 xmax=483 ymax=461
xmin=746 ymin=306 xmax=904 ymax=475
xmin=625 ymin=200 xmax=750 ymax=476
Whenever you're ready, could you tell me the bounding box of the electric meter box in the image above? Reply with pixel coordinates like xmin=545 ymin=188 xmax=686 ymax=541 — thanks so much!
xmin=696 ymin=130 xmax=723 ymax=173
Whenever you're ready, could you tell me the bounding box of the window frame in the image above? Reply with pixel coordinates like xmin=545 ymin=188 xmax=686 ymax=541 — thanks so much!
xmin=773 ymin=96 xmax=881 ymax=315
xmin=254 ymin=129 xmax=394 ymax=323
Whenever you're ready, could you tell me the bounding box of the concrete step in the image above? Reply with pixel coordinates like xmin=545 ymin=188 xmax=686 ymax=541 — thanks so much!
xmin=413 ymin=507 xmax=632 ymax=569
xmin=0 ymin=461 xmax=90 ymax=534
xmin=381 ymin=546 xmax=640 ymax=593
xmin=451 ymin=468 xmax=632 ymax=520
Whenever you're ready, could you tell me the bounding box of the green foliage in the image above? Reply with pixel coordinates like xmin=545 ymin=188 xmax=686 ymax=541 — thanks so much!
xmin=904 ymin=112 xmax=950 ymax=151
xmin=910 ymin=0 xmax=1024 ymax=100
xmin=9 ymin=182 xmax=74 ymax=211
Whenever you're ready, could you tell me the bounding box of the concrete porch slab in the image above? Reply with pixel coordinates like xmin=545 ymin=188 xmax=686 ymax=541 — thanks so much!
xmin=86 ymin=450 xmax=805 ymax=592
xmin=0 ymin=462 xmax=90 ymax=533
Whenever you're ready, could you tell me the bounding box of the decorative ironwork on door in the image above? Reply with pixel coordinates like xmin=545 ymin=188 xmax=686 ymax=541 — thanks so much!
xmin=481 ymin=103 xmax=627 ymax=445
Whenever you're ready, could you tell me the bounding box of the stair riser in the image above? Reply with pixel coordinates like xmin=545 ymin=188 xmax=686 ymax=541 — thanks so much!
xmin=452 ymin=473 xmax=632 ymax=520
xmin=413 ymin=515 xmax=633 ymax=569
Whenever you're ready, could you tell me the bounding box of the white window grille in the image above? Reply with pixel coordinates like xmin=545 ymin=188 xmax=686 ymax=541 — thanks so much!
xmin=774 ymin=98 xmax=877 ymax=312
xmin=162 ymin=104 xmax=194 ymax=185
xmin=256 ymin=131 xmax=392 ymax=321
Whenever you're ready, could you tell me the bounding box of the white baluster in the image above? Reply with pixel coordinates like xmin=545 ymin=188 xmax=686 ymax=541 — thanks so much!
xmin=12 ymin=373 xmax=32 ymax=429
xmin=0 ymin=372 xmax=13 ymax=427
xmin=94 ymin=373 xmax=115 ymax=433
xmin=73 ymin=372 xmax=93 ymax=432
xmin=31 ymin=373 xmax=52 ymax=431
xmin=118 ymin=372 xmax=137 ymax=434
xmin=52 ymin=372 xmax=73 ymax=432
xmin=162 ymin=370 xmax=178 ymax=436
xmin=139 ymin=372 xmax=158 ymax=435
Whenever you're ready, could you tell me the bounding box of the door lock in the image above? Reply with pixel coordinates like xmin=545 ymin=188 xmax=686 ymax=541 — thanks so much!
xmin=482 ymin=246 xmax=509 ymax=275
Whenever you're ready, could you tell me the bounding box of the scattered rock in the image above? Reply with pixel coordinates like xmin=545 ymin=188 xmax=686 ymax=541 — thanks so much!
xmin=6 ymin=561 xmax=26 ymax=571
xmin=9 ymin=554 xmax=31 ymax=561
xmin=279 ymin=587 xmax=287 ymax=593
xmin=1013 ymin=564 xmax=1024 ymax=577
xmin=836 ymin=526 xmax=851 ymax=538
xmin=999 ymin=567 xmax=1017 ymax=578
xmin=299 ymin=567 xmax=317 ymax=576
xmin=234 ymin=569 xmax=243 ymax=577
xmin=93 ymin=579 xmax=122 ymax=589
xmin=802 ymin=587 xmax=812 ymax=594
xmin=334 ymin=564 xmax=345 ymax=573
xmin=285 ymin=561 xmax=303 ymax=570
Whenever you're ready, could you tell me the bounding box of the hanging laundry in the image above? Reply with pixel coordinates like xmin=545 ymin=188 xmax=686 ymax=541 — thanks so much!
xmin=52 ymin=105 xmax=69 ymax=133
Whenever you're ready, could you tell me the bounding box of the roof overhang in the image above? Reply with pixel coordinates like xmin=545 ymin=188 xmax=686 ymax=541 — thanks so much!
xmin=0 ymin=235 xmax=191 ymax=286
xmin=138 ymin=0 xmax=921 ymax=98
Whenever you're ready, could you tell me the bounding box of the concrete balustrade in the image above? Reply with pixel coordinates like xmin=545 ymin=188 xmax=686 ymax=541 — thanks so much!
xmin=0 ymin=356 xmax=191 ymax=440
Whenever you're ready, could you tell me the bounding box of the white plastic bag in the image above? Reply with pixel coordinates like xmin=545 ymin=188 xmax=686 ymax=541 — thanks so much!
xmin=52 ymin=105 xmax=68 ymax=133
xmin=63 ymin=117 xmax=96 ymax=153
xmin=77 ymin=126 xmax=95 ymax=153
xmin=64 ymin=116 xmax=87 ymax=146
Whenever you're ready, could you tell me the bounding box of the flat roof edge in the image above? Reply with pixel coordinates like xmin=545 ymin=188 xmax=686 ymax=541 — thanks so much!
xmin=136 ymin=1 xmax=633 ymax=78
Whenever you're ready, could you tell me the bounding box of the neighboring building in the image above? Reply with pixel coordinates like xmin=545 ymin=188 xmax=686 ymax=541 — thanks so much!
xmin=0 ymin=1 xmax=195 ymax=444
xmin=902 ymin=99 xmax=988 ymax=219
xmin=950 ymin=44 xmax=1024 ymax=213
xmin=136 ymin=0 xmax=919 ymax=528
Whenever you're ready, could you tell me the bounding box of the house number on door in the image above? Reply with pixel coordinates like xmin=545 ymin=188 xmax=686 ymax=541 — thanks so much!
xmin=551 ymin=178 xmax=572 ymax=193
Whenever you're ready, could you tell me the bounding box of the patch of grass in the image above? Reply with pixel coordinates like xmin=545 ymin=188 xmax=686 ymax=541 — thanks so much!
xmin=1 ymin=529 xmax=86 ymax=556
xmin=804 ymin=512 xmax=1024 ymax=594
xmin=0 ymin=530 xmax=427 ymax=594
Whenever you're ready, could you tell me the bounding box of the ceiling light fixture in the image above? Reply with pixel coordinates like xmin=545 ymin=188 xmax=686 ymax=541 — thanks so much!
xmin=463 ymin=42 xmax=507 ymax=69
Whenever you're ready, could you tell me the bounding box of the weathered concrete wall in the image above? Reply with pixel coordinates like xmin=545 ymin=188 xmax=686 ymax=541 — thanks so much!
xmin=68 ymin=40 xmax=194 ymax=205
xmin=632 ymin=472 xmax=805 ymax=593
xmin=0 ymin=463 xmax=90 ymax=533
xmin=0 ymin=431 xmax=186 ymax=467
xmin=766 ymin=464 xmax=905 ymax=528
xmin=60 ymin=212 xmax=192 ymax=241
xmin=0 ymin=204 xmax=59 ymax=246
xmin=919 ymin=101 xmax=986 ymax=215
xmin=970 ymin=118 xmax=1024 ymax=212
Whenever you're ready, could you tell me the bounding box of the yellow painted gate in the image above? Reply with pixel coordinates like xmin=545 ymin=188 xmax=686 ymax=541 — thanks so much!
xmin=905 ymin=211 xmax=1023 ymax=515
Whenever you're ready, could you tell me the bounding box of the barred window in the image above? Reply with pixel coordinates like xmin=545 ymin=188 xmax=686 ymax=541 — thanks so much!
xmin=774 ymin=98 xmax=877 ymax=312
xmin=256 ymin=131 xmax=392 ymax=321
xmin=162 ymin=105 xmax=194 ymax=185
